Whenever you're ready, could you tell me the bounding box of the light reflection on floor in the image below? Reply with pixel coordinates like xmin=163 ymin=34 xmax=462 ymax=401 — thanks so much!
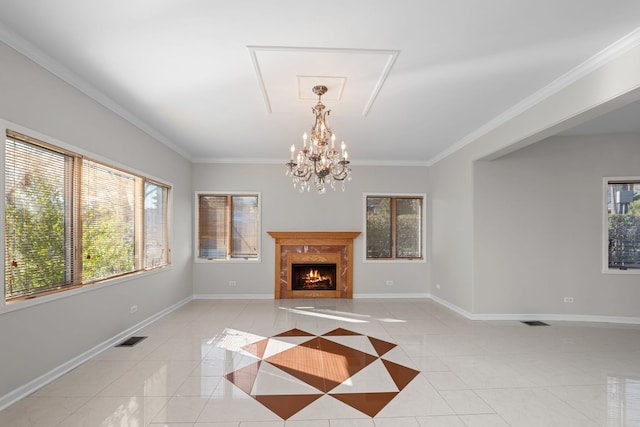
xmin=1 ymin=298 xmax=640 ymax=426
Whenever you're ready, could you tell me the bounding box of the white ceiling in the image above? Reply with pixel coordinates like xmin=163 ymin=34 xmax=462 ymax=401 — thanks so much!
xmin=1 ymin=1 xmax=640 ymax=165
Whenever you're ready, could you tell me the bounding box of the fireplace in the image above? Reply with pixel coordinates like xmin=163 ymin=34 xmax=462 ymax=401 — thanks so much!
xmin=291 ymin=263 xmax=337 ymax=291
xmin=268 ymin=231 xmax=360 ymax=299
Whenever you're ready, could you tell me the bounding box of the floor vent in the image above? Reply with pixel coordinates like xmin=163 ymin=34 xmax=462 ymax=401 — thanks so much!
xmin=521 ymin=321 xmax=549 ymax=326
xmin=116 ymin=336 xmax=147 ymax=347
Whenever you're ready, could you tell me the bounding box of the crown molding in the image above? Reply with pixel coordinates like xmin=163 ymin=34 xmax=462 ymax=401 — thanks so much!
xmin=427 ymin=26 xmax=640 ymax=166
xmin=0 ymin=23 xmax=193 ymax=161
xmin=193 ymin=156 xmax=429 ymax=167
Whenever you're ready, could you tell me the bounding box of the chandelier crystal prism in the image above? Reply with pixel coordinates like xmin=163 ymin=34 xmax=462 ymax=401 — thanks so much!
xmin=286 ymin=85 xmax=351 ymax=194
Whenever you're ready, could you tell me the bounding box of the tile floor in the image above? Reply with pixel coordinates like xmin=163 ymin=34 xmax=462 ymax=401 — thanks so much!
xmin=2 ymin=298 xmax=640 ymax=426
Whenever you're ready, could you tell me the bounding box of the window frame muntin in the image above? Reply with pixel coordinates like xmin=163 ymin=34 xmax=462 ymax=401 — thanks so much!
xmin=2 ymin=122 xmax=173 ymax=303
xmin=603 ymin=177 xmax=640 ymax=275
xmin=194 ymin=191 xmax=262 ymax=263
xmin=363 ymin=192 xmax=427 ymax=263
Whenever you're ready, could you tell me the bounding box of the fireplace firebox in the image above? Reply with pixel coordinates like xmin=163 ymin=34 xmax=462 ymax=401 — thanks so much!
xmin=291 ymin=264 xmax=337 ymax=291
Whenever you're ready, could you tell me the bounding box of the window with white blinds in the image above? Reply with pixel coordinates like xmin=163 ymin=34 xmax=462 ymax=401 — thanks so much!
xmin=144 ymin=181 xmax=170 ymax=268
xmin=4 ymin=129 xmax=171 ymax=300
xmin=197 ymin=193 xmax=260 ymax=260
xmin=4 ymin=136 xmax=71 ymax=296
xmin=81 ymin=159 xmax=137 ymax=282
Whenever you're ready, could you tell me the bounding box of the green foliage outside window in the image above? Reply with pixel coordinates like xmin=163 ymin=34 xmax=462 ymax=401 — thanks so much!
xmin=5 ymin=170 xmax=66 ymax=296
xmin=82 ymin=206 xmax=135 ymax=282
xmin=366 ymin=197 xmax=391 ymax=258
xmin=5 ymin=132 xmax=170 ymax=300
xmin=366 ymin=195 xmax=423 ymax=260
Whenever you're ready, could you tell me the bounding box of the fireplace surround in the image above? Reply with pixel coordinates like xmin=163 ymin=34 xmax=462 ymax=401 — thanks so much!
xmin=268 ymin=231 xmax=360 ymax=298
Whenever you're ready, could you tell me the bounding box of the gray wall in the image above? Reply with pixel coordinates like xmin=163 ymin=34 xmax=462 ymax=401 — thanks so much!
xmin=474 ymin=134 xmax=640 ymax=317
xmin=0 ymin=42 xmax=193 ymax=398
xmin=3 ymin=25 xmax=640 ymax=407
xmin=192 ymin=163 xmax=430 ymax=297
xmin=429 ymin=149 xmax=475 ymax=312
xmin=429 ymin=42 xmax=640 ymax=318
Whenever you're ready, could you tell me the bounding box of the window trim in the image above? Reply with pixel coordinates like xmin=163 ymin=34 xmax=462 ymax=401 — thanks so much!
xmin=2 ymin=120 xmax=173 ymax=304
xmin=602 ymin=177 xmax=640 ymax=275
xmin=363 ymin=192 xmax=427 ymax=263
xmin=194 ymin=191 xmax=262 ymax=263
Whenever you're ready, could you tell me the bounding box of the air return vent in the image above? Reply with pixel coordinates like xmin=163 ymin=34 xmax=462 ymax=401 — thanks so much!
xmin=116 ymin=336 xmax=147 ymax=347
xmin=521 ymin=321 xmax=549 ymax=326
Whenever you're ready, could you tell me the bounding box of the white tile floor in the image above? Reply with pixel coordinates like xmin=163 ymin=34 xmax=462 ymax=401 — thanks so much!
xmin=2 ymin=298 xmax=640 ymax=426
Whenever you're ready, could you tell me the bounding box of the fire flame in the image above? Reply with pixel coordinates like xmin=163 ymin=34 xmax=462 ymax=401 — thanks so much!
xmin=304 ymin=269 xmax=331 ymax=284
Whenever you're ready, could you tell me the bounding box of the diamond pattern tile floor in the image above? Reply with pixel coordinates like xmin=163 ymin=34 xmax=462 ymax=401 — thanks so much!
xmin=225 ymin=327 xmax=419 ymax=419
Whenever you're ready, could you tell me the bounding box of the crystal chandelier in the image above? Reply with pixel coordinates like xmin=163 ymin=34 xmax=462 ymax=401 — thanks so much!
xmin=286 ymin=85 xmax=351 ymax=194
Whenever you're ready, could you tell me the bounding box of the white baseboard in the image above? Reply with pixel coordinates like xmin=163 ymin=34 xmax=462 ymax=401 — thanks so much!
xmin=428 ymin=293 xmax=640 ymax=324
xmin=193 ymin=293 xmax=272 ymax=300
xmin=428 ymin=293 xmax=475 ymax=318
xmin=194 ymin=293 xmax=431 ymax=300
xmin=353 ymin=293 xmax=430 ymax=299
xmin=0 ymin=296 xmax=192 ymax=412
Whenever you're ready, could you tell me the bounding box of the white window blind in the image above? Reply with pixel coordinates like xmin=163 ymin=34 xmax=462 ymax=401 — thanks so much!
xmin=197 ymin=194 xmax=259 ymax=260
xmin=144 ymin=181 xmax=170 ymax=268
xmin=5 ymin=136 xmax=72 ymax=297
xmin=4 ymin=129 xmax=172 ymax=301
xmin=81 ymin=159 xmax=137 ymax=282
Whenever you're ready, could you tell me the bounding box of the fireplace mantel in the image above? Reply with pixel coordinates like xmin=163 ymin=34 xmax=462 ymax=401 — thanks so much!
xmin=268 ymin=231 xmax=360 ymax=299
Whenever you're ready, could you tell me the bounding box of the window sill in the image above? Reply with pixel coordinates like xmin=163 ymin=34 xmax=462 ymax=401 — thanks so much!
xmin=0 ymin=265 xmax=173 ymax=316
xmin=363 ymin=258 xmax=427 ymax=264
xmin=602 ymin=267 xmax=640 ymax=275
xmin=194 ymin=257 xmax=261 ymax=264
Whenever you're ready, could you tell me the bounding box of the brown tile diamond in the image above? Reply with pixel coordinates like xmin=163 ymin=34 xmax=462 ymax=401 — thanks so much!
xmin=223 ymin=328 xmax=419 ymax=420
xmin=266 ymin=337 xmax=378 ymax=392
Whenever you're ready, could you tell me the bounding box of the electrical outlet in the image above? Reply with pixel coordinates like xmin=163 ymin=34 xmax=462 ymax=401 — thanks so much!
xmin=563 ymin=297 xmax=574 ymax=303
xmin=129 ymin=305 xmax=138 ymax=314
xmin=229 ymin=281 xmax=237 ymax=287
xmin=385 ymin=280 xmax=393 ymax=286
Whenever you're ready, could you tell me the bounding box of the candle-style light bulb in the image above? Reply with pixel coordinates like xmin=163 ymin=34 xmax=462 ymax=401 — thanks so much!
xmin=344 ymin=150 xmax=349 ymax=160
xmin=303 ymin=133 xmax=307 ymax=148
xmin=331 ymin=134 xmax=336 ymax=149
xmin=341 ymin=141 xmax=346 ymax=156
xmin=290 ymin=144 xmax=295 ymax=160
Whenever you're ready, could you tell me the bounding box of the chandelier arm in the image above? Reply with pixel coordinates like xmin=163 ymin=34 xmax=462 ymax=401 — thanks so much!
xmin=330 ymin=168 xmax=349 ymax=181
xmin=293 ymin=168 xmax=312 ymax=180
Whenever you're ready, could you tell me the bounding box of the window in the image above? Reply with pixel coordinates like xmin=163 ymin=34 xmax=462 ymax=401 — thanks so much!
xmin=4 ymin=129 xmax=171 ymax=300
xmin=365 ymin=194 xmax=424 ymax=260
xmin=606 ymin=179 xmax=640 ymax=270
xmin=196 ymin=193 xmax=260 ymax=260
xmin=144 ymin=181 xmax=170 ymax=268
